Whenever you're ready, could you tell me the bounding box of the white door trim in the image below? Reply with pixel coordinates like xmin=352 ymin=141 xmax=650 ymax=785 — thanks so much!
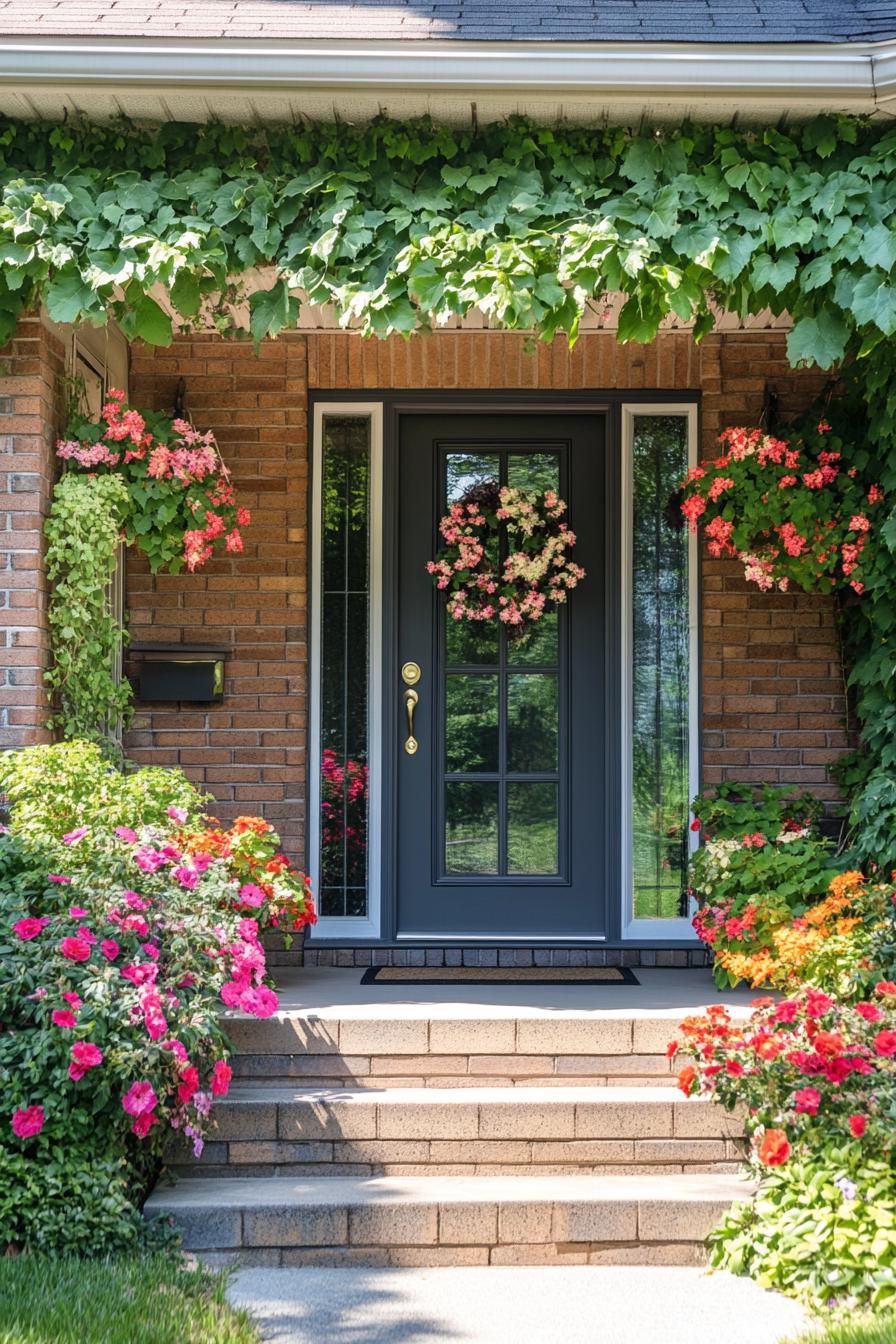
xmin=307 ymin=400 xmax=384 ymax=941
xmin=620 ymin=403 xmax=700 ymax=942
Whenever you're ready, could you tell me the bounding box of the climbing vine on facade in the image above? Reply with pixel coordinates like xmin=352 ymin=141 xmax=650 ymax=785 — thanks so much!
xmin=44 ymin=473 xmax=131 ymax=742
xmin=45 ymin=393 xmax=251 ymax=742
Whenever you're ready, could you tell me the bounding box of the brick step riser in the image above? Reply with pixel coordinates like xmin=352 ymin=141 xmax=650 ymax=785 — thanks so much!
xmin=223 ymin=1018 xmax=677 ymax=1061
xmin=231 ymin=1056 xmax=678 ymax=1089
xmin=170 ymin=1160 xmax=743 ymax=1179
xmin=165 ymin=1197 xmax=731 ymax=1267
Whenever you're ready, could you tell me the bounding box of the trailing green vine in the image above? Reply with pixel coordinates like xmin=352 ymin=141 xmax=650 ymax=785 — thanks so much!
xmin=0 ymin=113 xmax=894 ymax=376
xmin=44 ymin=472 xmax=131 ymax=742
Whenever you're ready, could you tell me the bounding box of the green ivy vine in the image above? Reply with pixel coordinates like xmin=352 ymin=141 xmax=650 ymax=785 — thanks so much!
xmin=0 ymin=113 xmax=894 ymax=376
xmin=44 ymin=473 xmax=132 ymax=742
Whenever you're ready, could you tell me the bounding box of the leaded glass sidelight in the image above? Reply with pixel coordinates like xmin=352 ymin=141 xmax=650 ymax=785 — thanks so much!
xmin=630 ymin=414 xmax=693 ymax=920
xmin=318 ymin=416 xmax=372 ymax=918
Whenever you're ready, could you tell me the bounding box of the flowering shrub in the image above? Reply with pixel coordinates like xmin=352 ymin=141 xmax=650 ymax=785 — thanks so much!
xmin=426 ymin=481 xmax=585 ymax=636
xmin=680 ymin=423 xmax=884 ymax=596
xmin=671 ymin=989 xmax=896 ymax=1308
xmin=58 ymin=389 xmax=251 ymax=573
xmin=689 ymin=783 xmax=838 ymax=989
xmin=0 ymin=741 xmax=314 ymax=1254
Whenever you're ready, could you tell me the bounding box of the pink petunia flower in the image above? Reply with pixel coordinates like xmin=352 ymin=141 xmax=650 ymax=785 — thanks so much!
xmin=62 ymin=827 xmax=89 ymax=845
xmin=115 ymin=826 xmax=139 ymax=844
xmin=11 ymin=1105 xmax=44 ymax=1138
xmin=62 ymin=991 xmax=82 ymax=1009
xmin=167 ymin=806 xmax=188 ymax=824
xmin=68 ymin=906 xmax=90 ymax=919
xmin=68 ymin=1041 xmax=104 ymax=1081
xmin=13 ymin=917 xmax=49 ymax=941
xmin=52 ymin=1010 xmax=77 ymax=1029
xmin=122 ymin=1080 xmax=158 ymax=1117
xmin=59 ymin=936 xmax=91 ymax=962
xmin=238 ymin=883 xmax=266 ymax=909
xmin=48 ymin=875 xmax=72 ymax=884
xmin=100 ymin=939 xmax=121 ymax=961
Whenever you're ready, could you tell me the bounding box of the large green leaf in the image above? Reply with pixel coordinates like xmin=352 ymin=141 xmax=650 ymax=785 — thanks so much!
xmin=249 ymin=278 xmax=298 ymax=346
xmin=786 ymin=309 xmax=851 ymax=367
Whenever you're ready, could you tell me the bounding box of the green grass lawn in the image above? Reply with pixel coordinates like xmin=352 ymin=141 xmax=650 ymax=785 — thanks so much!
xmin=792 ymin=1318 xmax=896 ymax=1344
xmin=0 ymin=1254 xmax=259 ymax=1344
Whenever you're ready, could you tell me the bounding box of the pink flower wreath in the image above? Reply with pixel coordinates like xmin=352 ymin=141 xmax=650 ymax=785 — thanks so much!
xmin=426 ymin=481 xmax=585 ymax=636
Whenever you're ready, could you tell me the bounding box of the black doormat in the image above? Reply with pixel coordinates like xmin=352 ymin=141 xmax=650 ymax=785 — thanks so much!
xmin=360 ymin=965 xmax=640 ymax=986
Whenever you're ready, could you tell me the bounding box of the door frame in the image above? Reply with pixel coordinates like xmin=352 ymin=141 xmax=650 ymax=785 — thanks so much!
xmin=307 ymin=389 xmax=701 ymax=946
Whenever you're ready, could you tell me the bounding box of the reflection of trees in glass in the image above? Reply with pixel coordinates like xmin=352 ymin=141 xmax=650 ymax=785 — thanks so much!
xmin=632 ymin=416 xmax=690 ymax=919
xmin=320 ymin=417 xmax=370 ymax=918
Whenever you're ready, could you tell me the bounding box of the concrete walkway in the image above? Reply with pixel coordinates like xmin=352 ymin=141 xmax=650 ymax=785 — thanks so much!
xmin=227 ymin=1266 xmax=813 ymax=1343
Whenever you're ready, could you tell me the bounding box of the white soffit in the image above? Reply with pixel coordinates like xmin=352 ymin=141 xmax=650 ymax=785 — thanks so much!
xmin=0 ymin=38 xmax=893 ymax=122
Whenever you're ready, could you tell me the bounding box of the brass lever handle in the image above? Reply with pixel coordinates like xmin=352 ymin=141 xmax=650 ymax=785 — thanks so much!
xmin=404 ymin=688 xmax=419 ymax=755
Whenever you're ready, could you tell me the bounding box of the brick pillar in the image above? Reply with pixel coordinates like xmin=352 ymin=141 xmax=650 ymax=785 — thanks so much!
xmin=0 ymin=317 xmax=63 ymax=749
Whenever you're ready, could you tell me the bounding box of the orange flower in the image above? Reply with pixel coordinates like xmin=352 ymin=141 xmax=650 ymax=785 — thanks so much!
xmin=757 ymin=1129 xmax=791 ymax=1167
xmin=677 ymin=1065 xmax=698 ymax=1096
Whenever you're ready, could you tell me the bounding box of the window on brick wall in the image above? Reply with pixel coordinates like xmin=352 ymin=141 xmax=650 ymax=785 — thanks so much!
xmin=622 ymin=406 xmax=699 ymax=934
xmin=309 ymin=405 xmax=383 ymax=936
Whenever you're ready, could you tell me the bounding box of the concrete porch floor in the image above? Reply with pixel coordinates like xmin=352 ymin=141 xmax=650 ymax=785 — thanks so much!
xmin=262 ymin=966 xmax=761 ymax=1020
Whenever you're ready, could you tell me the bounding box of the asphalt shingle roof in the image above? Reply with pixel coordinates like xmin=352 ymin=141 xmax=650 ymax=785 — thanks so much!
xmin=0 ymin=0 xmax=894 ymax=43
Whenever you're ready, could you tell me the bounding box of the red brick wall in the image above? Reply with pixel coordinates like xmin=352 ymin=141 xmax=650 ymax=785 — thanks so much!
xmin=0 ymin=319 xmax=64 ymax=749
xmin=124 ymin=327 xmax=848 ymax=869
xmin=126 ymin=337 xmax=309 ymax=859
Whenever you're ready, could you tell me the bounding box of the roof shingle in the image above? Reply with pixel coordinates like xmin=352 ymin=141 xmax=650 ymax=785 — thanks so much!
xmin=0 ymin=0 xmax=894 ymax=43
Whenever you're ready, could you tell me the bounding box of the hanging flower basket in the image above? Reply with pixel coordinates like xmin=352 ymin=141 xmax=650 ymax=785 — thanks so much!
xmin=56 ymin=389 xmax=251 ymax=574
xmin=426 ymin=481 xmax=585 ymax=637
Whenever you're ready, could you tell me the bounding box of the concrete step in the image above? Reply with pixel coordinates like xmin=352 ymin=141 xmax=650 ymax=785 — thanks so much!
xmin=224 ymin=1007 xmax=720 ymax=1089
xmin=167 ymin=1086 xmax=745 ymax=1178
xmin=145 ymin=1172 xmax=752 ymax=1267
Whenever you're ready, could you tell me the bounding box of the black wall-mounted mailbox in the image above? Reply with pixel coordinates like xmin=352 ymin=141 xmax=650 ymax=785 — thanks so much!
xmin=131 ymin=644 xmax=229 ymax=703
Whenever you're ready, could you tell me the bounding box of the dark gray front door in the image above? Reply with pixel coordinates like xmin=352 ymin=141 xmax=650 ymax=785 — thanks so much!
xmin=395 ymin=411 xmax=614 ymax=940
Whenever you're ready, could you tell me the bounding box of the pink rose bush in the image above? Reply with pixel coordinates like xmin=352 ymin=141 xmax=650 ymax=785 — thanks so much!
xmin=0 ymin=740 xmax=314 ymax=1254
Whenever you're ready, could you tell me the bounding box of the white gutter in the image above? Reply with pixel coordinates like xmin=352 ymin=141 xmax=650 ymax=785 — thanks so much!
xmin=0 ymin=36 xmax=893 ymax=112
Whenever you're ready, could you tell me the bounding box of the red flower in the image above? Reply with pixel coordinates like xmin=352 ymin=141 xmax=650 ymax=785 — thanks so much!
xmin=211 ymin=1060 xmax=233 ymax=1097
xmin=177 ymin=1066 xmax=199 ymax=1105
xmin=873 ymin=1030 xmax=896 ymax=1057
xmin=813 ymin=1031 xmax=845 ymax=1058
xmin=758 ymin=1129 xmax=791 ymax=1167
xmin=855 ymin=1002 xmax=884 ymax=1023
xmin=875 ymin=981 xmax=896 ymax=998
xmin=804 ymin=990 xmax=835 ymax=1018
xmin=849 ymin=1114 xmax=867 ymax=1138
xmin=793 ymin=1087 xmax=821 ymax=1116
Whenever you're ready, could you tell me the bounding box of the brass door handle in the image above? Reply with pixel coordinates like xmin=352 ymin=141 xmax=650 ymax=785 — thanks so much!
xmin=404 ymin=688 xmax=419 ymax=755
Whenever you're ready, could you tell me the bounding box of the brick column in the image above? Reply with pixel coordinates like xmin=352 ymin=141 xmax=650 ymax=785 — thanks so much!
xmin=0 ymin=318 xmax=64 ymax=749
